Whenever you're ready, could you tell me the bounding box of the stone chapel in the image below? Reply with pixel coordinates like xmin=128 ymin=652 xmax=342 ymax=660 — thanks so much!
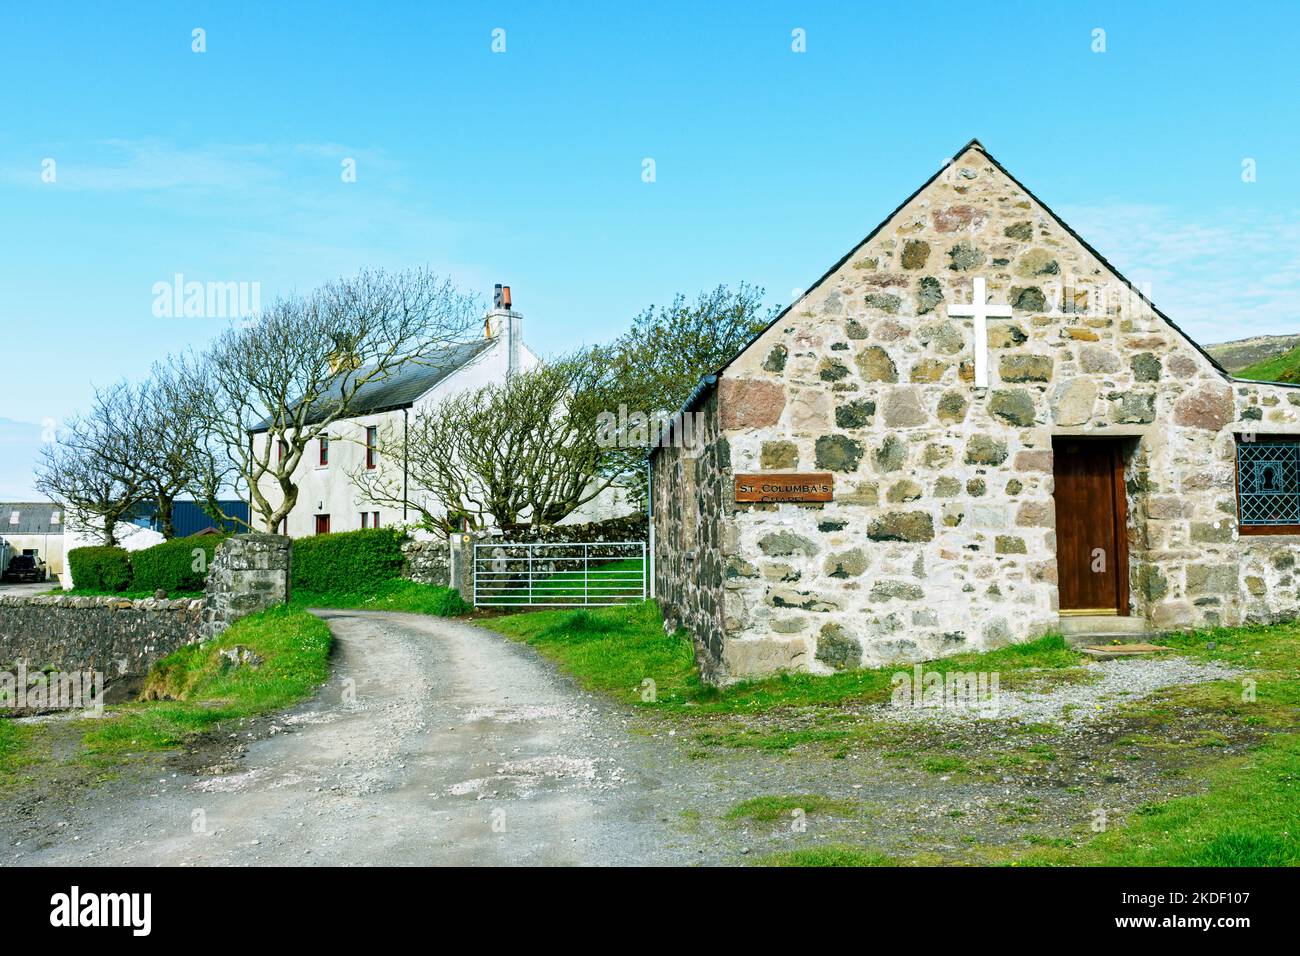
xmin=651 ymin=139 xmax=1300 ymax=685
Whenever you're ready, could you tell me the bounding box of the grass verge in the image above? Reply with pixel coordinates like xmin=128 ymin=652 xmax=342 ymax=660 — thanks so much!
xmin=82 ymin=604 xmax=332 ymax=754
xmin=489 ymin=600 xmax=702 ymax=705
xmin=487 ymin=600 xmax=1079 ymax=713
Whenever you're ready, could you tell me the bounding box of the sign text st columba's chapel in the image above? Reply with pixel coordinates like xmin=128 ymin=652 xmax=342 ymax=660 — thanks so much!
xmin=735 ymin=473 xmax=834 ymax=503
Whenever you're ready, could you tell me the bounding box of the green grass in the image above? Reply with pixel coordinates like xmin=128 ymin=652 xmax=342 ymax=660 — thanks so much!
xmin=488 ymin=601 xmax=703 ymax=705
xmin=758 ymin=845 xmax=895 ymax=867
xmin=1018 ymin=733 xmax=1300 ymax=866
xmin=727 ymin=794 xmax=858 ymax=821
xmin=0 ymin=720 xmax=38 ymax=776
xmin=81 ymin=604 xmax=332 ymax=754
xmin=489 ymin=601 xmax=1080 ymax=714
xmin=292 ymin=579 xmax=469 ymax=616
xmin=1236 ymin=345 xmax=1300 ymax=383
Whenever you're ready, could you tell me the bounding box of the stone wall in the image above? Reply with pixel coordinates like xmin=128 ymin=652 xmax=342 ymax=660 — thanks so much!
xmin=652 ymin=390 xmax=733 ymax=683
xmin=201 ymin=533 xmax=292 ymax=640
xmin=0 ymin=594 xmax=202 ymax=676
xmin=654 ymin=141 xmax=1300 ymax=683
xmin=0 ymin=533 xmax=293 ymax=681
xmin=502 ymin=512 xmax=648 ymax=548
xmin=402 ymin=539 xmax=450 ymax=586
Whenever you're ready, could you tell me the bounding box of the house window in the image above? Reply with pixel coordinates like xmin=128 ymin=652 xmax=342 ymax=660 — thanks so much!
xmin=8 ymin=511 xmax=18 ymax=526
xmin=50 ymin=511 xmax=61 ymax=525
xmin=319 ymin=437 xmax=329 ymax=467
xmin=372 ymin=511 xmax=380 ymax=528
xmin=365 ymin=426 xmax=378 ymax=469
xmin=1237 ymin=438 xmax=1300 ymax=533
xmin=315 ymin=514 xmax=331 ymax=535
xmin=360 ymin=512 xmax=369 ymax=529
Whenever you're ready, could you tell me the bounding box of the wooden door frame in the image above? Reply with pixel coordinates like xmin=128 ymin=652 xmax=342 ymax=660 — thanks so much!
xmin=1052 ymin=436 xmax=1130 ymax=617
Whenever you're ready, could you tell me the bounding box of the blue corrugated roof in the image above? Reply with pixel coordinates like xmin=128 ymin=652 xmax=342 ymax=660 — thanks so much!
xmin=129 ymin=500 xmax=249 ymax=536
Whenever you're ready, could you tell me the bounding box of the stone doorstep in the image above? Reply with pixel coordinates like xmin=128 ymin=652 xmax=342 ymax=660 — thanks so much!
xmin=1079 ymin=643 xmax=1174 ymax=661
xmin=1057 ymin=613 xmax=1160 ymax=648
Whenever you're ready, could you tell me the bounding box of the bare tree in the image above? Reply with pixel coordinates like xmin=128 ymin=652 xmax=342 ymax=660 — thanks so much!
xmin=202 ymin=268 xmax=478 ymax=532
xmin=34 ymin=384 xmax=146 ymax=545
xmin=137 ymin=359 xmax=244 ymax=537
xmin=351 ymin=349 xmax=624 ymax=534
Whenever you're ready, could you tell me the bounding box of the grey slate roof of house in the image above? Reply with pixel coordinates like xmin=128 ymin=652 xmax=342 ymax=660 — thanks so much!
xmin=0 ymin=501 xmax=65 ymax=535
xmin=249 ymin=337 xmax=495 ymax=434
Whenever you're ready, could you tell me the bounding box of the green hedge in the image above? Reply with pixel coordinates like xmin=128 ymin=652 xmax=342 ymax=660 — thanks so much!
xmin=67 ymin=546 xmax=133 ymax=592
xmin=291 ymin=527 xmax=407 ymax=593
xmin=132 ymin=536 xmax=225 ymax=594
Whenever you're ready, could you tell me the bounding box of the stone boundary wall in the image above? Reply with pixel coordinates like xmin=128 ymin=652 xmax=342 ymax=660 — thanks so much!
xmin=0 ymin=594 xmax=202 ymax=676
xmin=201 ymin=534 xmax=291 ymax=640
xmin=0 ymin=533 xmax=293 ymax=680
xmin=401 ymin=539 xmax=450 ymax=587
xmin=502 ymin=513 xmax=648 ymax=547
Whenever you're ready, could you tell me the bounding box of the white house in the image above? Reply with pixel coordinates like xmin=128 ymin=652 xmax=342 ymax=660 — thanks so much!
xmin=249 ymin=285 xmax=632 ymax=538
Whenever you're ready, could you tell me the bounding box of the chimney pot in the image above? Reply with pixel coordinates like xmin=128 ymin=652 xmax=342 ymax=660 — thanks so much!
xmin=493 ymin=283 xmax=503 ymax=309
xmin=502 ymin=285 xmax=512 ymax=310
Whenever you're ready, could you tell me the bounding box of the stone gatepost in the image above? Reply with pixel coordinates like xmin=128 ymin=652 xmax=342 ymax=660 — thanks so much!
xmin=201 ymin=534 xmax=292 ymax=640
xmin=448 ymin=532 xmax=477 ymax=604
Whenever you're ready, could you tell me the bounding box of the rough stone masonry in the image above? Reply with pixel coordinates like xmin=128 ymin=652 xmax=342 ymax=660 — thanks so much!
xmin=0 ymin=534 xmax=294 ymax=678
xmin=652 ymin=139 xmax=1300 ymax=685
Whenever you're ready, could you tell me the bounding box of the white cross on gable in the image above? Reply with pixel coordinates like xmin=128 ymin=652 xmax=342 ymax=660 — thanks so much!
xmin=947 ymin=277 xmax=1013 ymax=389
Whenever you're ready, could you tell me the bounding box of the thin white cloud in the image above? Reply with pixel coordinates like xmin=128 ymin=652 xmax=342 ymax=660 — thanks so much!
xmin=1059 ymin=203 xmax=1300 ymax=344
xmin=0 ymin=139 xmax=399 ymax=192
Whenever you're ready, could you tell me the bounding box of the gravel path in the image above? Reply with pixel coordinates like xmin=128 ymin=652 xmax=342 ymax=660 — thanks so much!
xmin=3 ymin=611 xmax=726 ymax=866
xmin=871 ymin=657 xmax=1243 ymax=726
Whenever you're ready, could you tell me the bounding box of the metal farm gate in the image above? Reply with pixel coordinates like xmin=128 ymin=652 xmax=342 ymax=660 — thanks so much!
xmin=472 ymin=541 xmax=647 ymax=607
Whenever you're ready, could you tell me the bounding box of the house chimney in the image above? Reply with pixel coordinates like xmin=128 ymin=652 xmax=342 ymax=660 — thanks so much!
xmin=485 ymin=283 xmax=523 ymax=374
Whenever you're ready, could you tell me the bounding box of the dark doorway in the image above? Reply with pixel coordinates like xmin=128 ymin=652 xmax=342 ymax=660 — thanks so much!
xmin=1052 ymin=438 xmax=1129 ymax=615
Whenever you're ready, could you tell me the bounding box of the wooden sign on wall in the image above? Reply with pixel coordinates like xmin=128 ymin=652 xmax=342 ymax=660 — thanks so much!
xmin=734 ymin=473 xmax=834 ymax=503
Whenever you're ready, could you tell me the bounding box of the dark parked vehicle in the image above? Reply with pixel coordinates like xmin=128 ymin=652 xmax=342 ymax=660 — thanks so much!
xmin=2 ymin=554 xmax=47 ymax=583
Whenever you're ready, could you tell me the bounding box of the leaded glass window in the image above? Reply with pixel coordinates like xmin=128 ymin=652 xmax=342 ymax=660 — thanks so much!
xmin=1237 ymin=440 xmax=1300 ymax=527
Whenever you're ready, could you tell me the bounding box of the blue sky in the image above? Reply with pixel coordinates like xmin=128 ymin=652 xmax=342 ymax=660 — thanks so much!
xmin=2 ymin=1 xmax=1299 ymax=497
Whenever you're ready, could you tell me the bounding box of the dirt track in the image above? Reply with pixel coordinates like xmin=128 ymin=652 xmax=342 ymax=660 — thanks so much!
xmin=4 ymin=611 xmax=728 ymax=865
xmin=1 ymin=611 xmax=1254 ymax=866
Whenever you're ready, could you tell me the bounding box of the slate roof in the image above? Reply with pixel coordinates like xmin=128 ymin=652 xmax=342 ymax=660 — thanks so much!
xmin=249 ymin=337 xmax=495 ymax=434
xmin=0 ymin=502 xmax=65 ymax=535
